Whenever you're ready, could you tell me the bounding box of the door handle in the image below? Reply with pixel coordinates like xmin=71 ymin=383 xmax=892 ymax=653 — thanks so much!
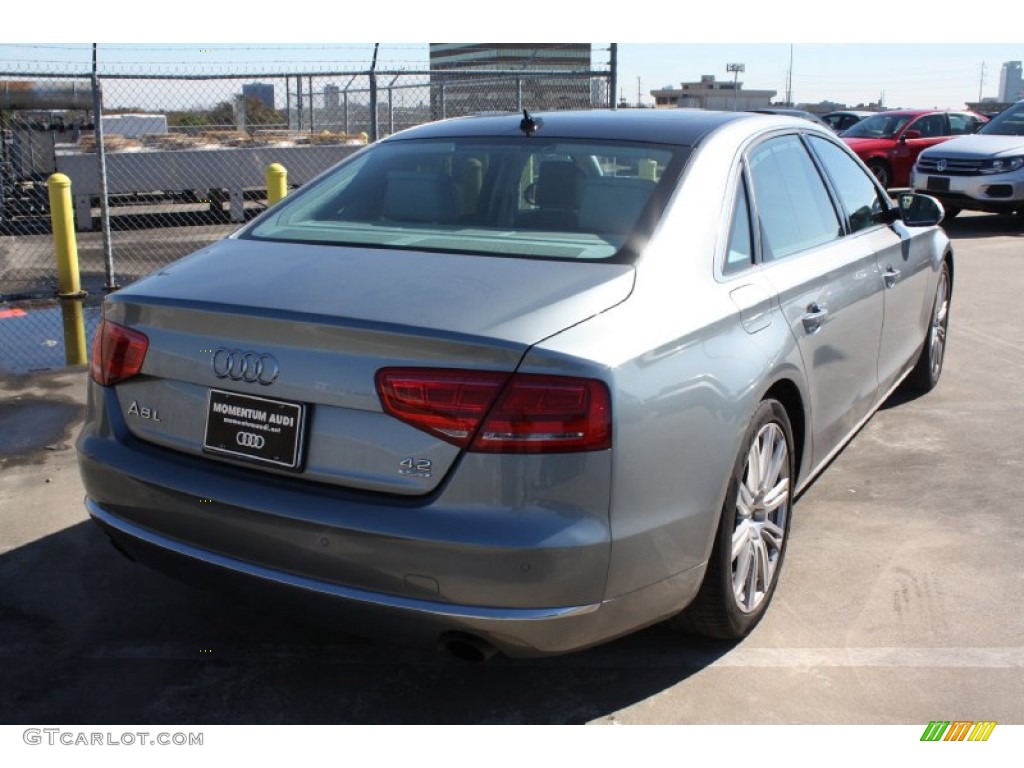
xmin=801 ymin=304 xmax=829 ymax=334
xmin=883 ymin=266 xmax=901 ymax=288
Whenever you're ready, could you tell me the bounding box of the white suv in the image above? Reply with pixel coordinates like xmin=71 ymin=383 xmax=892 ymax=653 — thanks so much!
xmin=911 ymin=101 xmax=1024 ymax=218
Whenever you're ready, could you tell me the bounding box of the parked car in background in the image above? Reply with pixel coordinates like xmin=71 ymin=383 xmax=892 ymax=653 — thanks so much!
xmin=841 ymin=109 xmax=987 ymax=188
xmin=78 ymin=109 xmax=953 ymax=659
xmin=911 ymin=100 xmax=1024 ymax=218
xmin=750 ymin=107 xmax=830 ymax=128
xmin=822 ymin=110 xmax=874 ymax=133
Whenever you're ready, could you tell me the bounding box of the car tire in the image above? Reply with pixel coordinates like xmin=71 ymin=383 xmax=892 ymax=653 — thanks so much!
xmin=942 ymin=206 xmax=961 ymax=220
xmin=905 ymin=260 xmax=951 ymax=393
xmin=867 ymin=159 xmax=891 ymax=188
xmin=673 ymin=398 xmax=794 ymax=640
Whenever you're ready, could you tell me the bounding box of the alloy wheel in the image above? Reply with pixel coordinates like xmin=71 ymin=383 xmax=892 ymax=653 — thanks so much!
xmin=929 ymin=268 xmax=950 ymax=381
xmin=731 ymin=422 xmax=791 ymax=613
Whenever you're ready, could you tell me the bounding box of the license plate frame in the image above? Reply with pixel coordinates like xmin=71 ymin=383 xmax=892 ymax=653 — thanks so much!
xmin=203 ymin=389 xmax=306 ymax=471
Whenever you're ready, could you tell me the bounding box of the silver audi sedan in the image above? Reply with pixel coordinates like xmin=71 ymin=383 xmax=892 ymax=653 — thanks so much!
xmin=78 ymin=109 xmax=952 ymax=659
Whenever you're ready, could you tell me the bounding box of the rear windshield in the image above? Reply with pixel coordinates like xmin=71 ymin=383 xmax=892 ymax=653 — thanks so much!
xmin=979 ymin=102 xmax=1024 ymax=136
xmin=244 ymin=137 xmax=684 ymax=261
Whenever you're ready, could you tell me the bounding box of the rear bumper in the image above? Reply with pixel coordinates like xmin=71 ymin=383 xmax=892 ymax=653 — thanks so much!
xmin=78 ymin=381 xmax=702 ymax=656
xmin=86 ymin=497 xmax=701 ymax=657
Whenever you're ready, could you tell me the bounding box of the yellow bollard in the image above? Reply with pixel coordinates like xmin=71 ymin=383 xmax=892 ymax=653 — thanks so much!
xmin=60 ymin=296 xmax=88 ymax=366
xmin=266 ymin=163 xmax=288 ymax=207
xmin=47 ymin=173 xmax=86 ymax=299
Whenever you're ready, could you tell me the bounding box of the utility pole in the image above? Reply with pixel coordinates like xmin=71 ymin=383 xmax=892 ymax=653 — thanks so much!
xmin=727 ymin=63 xmax=745 ymax=111
xmin=785 ymin=44 xmax=793 ymax=106
xmin=637 ymin=76 xmax=641 ymax=108
xmin=979 ymin=61 xmax=986 ymax=101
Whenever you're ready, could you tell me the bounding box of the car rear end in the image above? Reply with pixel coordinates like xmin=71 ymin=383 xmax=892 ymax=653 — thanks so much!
xmin=77 ymin=120 xmax=691 ymax=657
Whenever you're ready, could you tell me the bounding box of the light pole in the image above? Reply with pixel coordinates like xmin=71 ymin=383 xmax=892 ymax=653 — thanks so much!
xmin=726 ymin=63 xmax=745 ymax=111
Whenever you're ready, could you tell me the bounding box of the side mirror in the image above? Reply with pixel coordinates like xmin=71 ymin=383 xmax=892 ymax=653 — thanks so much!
xmin=900 ymin=129 xmax=922 ymax=142
xmin=898 ymin=192 xmax=944 ymax=227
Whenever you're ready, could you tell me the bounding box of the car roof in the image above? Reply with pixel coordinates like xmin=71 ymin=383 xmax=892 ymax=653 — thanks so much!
xmin=379 ymin=108 xmax=754 ymax=147
xmin=869 ymin=108 xmax=975 ymax=117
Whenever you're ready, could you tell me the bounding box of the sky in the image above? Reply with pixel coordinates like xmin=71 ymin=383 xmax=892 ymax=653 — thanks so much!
xmin=2 ymin=1 xmax=1022 ymax=111
xmin=2 ymin=42 xmax=1022 ymax=112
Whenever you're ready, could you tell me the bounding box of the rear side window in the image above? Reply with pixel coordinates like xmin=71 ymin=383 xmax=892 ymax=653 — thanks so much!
xmin=724 ymin=175 xmax=754 ymax=274
xmin=748 ymin=135 xmax=841 ymax=261
xmin=949 ymin=113 xmax=982 ymax=135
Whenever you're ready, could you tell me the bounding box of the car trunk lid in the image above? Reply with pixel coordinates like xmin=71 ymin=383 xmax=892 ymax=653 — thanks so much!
xmin=102 ymin=238 xmax=633 ymax=495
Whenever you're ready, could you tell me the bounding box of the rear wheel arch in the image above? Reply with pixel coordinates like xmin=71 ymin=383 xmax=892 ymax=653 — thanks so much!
xmin=673 ymin=395 xmax=796 ymax=638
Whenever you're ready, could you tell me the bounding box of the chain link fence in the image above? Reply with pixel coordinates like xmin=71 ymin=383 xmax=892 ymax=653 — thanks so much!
xmin=2 ymin=69 xmax=611 ymax=297
xmin=1 ymin=60 xmax=611 ymax=369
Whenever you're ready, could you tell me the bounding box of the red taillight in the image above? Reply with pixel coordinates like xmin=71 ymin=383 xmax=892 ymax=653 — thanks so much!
xmin=90 ymin=317 xmax=149 ymax=386
xmin=376 ymin=368 xmax=611 ymax=453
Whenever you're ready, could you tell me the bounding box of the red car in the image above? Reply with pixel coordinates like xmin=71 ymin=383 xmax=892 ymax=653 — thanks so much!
xmin=841 ymin=109 xmax=987 ymax=188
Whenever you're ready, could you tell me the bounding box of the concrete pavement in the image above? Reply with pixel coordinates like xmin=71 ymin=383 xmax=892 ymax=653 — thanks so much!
xmin=0 ymin=212 xmax=1022 ymax=724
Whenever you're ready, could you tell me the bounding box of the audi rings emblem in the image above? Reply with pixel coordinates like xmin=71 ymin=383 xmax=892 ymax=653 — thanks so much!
xmin=212 ymin=348 xmax=280 ymax=385
xmin=236 ymin=432 xmax=266 ymax=449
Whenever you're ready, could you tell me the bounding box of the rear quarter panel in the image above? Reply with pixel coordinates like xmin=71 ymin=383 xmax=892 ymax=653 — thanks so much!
xmin=528 ymin=120 xmax=811 ymax=600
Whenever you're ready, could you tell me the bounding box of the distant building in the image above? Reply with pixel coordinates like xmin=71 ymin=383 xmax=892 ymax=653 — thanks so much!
xmin=430 ymin=43 xmax=591 ymax=71
xmin=650 ymin=75 xmax=776 ymax=111
xmin=998 ymin=61 xmax=1023 ymax=103
xmin=242 ymin=82 xmax=275 ymax=110
xmin=429 ymin=44 xmax=594 ymax=118
xmin=324 ymin=84 xmax=341 ymax=111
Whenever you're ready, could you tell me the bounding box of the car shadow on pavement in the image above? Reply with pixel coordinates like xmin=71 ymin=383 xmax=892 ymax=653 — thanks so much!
xmin=0 ymin=520 xmax=737 ymax=725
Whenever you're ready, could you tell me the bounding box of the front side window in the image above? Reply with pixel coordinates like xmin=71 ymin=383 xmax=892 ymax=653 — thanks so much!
xmin=748 ymin=135 xmax=841 ymax=261
xmin=808 ymin=136 xmax=886 ymax=234
xmin=244 ymin=138 xmax=682 ymax=261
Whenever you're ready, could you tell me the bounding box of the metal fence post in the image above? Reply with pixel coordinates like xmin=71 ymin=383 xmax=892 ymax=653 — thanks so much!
xmin=369 ymin=45 xmax=379 ymax=143
xmin=387 ymin=76 xmax=399 ymax=137
xmin=91 ymin=46 xmax=117 ymax=289
xmin=308 ymin=75 xmax=315 ymax=133
xmin=609 ymin=43 xmax=618 ymax=110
